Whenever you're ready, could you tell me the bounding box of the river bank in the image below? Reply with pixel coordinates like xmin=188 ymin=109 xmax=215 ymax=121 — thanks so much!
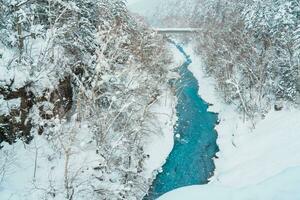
xmin=157 ymin=44 xmax=300 ymax=199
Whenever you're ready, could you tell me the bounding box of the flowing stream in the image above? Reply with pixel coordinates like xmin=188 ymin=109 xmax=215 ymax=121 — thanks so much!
xmin=144 ymin=43 xmax=219 ymax=200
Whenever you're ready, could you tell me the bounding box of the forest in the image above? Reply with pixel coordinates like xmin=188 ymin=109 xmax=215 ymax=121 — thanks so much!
xmin=1 ymin=0 xmax=300 ymax=199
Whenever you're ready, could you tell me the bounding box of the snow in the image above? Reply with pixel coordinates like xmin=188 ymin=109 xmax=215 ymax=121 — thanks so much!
xmin=0 ymin=43 xmax=29 ymax=90
xmin=158 ymin=44 xmax=300 ymax=199
xmin=0 ymin=38 xmax=62 ymax=96
xmin=142 ymin=43 xmax=184 ymax=179
xmin=1 ymin=2 xmax=182 ymax=199
xmin=0 ymin=122 xmax=100 ymax=200
xmin=0 ymin=42 xmax=182 ymax=200
xmin=142 ymin=88 xmax=176 ymax=179
xmin=0 ymin=96 xmax=21 ymax=115
xmin=212 ymin=108 xmax=300 ymax=187
xmin=158 ymin=166 xmax=300 ymax=200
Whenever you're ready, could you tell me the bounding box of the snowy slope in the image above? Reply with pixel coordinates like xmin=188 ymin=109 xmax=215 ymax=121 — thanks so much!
xmin=159 ymin=166 xmax=300 ymax=200
xmin=158 ymin=45 xmax=300 ymax=199
xmin=211 ymin=108 xmax=300 ymax=187
xmin=142 ymin=43 xmax=183 ymax=179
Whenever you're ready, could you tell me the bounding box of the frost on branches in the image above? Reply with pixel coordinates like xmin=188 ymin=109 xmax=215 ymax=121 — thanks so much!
xmin=189 ymin=0 xmax=300 ymax=120
xmin=0 ymin=0 xmax=175 ymax=199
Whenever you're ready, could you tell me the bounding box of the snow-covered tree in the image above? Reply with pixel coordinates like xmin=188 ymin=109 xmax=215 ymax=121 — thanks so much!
xmin=187 ymin=0 xmax=300 ymax=120
xmin=1 ymin=0 xmax=175 ymax=199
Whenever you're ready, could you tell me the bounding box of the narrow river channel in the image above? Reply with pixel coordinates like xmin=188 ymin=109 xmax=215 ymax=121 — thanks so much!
xmin=144 ymin=43 xmax=219 ymax=200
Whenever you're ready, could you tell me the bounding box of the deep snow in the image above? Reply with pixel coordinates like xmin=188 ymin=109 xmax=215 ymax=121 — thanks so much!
xmin=158 ymin=166 xmax=300 ymax=200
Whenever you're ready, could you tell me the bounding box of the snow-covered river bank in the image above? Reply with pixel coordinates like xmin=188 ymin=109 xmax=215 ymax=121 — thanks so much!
xmin=144 ymin=43 xmax=219 ymax=199
xmin=157 ymin=44 xmax=300 ymax=200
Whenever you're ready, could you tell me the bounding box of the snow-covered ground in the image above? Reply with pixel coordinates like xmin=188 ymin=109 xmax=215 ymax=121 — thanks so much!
xmin=142 ymin=87 xmax=176 ymax=179
xmin=142 ymin=44 xmax=184 ymax=179
xmin=0 ymin=122 xmax=101 ymax=200
xmin=158 ymin=44 xmax=300 ymax=199
xmin=158 ymin=166 xmax=300 ymax=200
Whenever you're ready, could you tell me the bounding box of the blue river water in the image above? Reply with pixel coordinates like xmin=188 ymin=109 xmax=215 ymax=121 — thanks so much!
xmin=144 ymin=43 xmax=219 ymax=200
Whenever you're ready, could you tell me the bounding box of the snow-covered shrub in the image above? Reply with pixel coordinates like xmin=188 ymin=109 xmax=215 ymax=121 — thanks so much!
xmin=0 ymin=0 xmax=174 ymax=199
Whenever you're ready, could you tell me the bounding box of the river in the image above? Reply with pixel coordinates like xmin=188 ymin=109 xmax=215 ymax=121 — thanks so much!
xmin=144 ymin=43 xmax=219 ymax=200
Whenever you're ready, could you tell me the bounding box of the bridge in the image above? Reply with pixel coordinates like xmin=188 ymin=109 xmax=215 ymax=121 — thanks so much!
xmin=154 ymin=28 xmax=201 ymax=34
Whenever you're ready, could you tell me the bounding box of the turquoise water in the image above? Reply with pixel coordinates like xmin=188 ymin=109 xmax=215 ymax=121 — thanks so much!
xmin=144 ymin=44 xmax=219 ymax=200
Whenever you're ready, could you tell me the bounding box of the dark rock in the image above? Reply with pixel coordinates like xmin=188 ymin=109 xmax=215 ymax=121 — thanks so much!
xmin=274 ymin=104 xmax=283 ymax=111
xmin=0 ymin=77 xmax=73 ymax=146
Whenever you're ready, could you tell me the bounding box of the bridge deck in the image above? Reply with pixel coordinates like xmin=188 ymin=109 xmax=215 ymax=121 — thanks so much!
xmin=154 ymin=28 xmax=201 ymax=33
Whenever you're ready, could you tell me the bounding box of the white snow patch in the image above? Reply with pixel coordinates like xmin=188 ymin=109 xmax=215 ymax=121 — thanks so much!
xmin=0 ymin=96 xmax=21 ymax=115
